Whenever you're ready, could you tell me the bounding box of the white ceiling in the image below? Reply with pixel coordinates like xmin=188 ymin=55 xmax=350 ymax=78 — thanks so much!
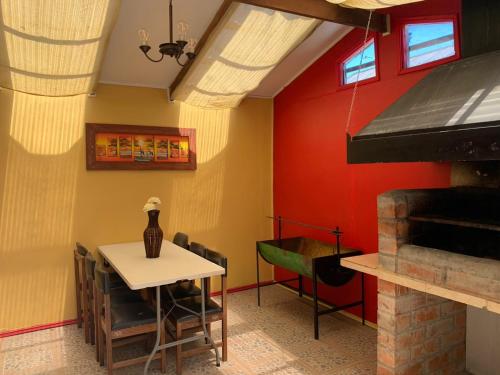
xmin=99 ymin=0 xmax=351 ymax=98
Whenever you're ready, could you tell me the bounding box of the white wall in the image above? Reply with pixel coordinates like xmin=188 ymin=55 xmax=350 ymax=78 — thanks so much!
xmin=466 ymin=307 xmax=500 ymax=375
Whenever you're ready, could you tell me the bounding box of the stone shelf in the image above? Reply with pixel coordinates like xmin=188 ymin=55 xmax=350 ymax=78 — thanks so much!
xmin=341 ymin=253 xmax=500 ymax=315
xmin=408 ymin=214 xmax=500 ymax=232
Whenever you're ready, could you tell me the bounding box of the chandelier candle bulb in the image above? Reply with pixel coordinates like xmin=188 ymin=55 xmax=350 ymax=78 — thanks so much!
xmin=177 ymin=21 xmax=189 ymax=42
xmin=187 ymin=38 xmax=197 ymax=53
xmin=138 ymin=28 xmax=150 ymax=46
xmin=138 ymin=0 xmax=196 ymax=66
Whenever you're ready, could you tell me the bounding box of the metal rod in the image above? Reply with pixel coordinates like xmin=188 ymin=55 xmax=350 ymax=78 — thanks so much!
xmin=144 ymin=286 xmax=161 ymax=375
xmin=335 ymin=226 xmax=341 ymax=257
xmin=157 ymin=334 xmax=209 ymax=350
xmin=312 ymin=261 xmax=319 ymax=340
xmin=266 ymin=216 xmax=342 ymax=236
xmin=256 ymin=245 xmax=261 ymax=307
xmin=361 ymin=273 xmax=366 ymax=325
xmin=201 ymin=278 xmax=220 ymax=366
xmin=298 ymin=275 xmax=303 ymax=298
xmin=169 ymin=0 xmax=173 ymax=44
xmin=278 ymin=215 xmax=282 ymax=242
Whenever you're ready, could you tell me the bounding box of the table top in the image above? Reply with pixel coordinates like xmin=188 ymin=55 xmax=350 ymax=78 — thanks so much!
xmin=97 ymin=240 xmax=225 ymax=290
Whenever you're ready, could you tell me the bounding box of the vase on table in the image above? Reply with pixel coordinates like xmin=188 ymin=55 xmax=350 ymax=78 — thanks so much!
xmin=143 ymin=209 xmax=163 ymax=258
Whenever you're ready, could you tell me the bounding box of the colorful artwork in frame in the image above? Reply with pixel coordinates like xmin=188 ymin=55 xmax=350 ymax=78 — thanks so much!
xmin=86 ymin=123 xmax=196 ymax=170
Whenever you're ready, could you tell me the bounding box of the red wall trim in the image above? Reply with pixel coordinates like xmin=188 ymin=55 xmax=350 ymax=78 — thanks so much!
xmin=0 ymin=280 xmax=274 ymax=338
xmin=0 ymin=319 xmax=78 ymax=339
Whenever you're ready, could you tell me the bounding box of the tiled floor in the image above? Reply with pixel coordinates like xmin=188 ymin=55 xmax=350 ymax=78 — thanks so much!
xmin=0 ymin=285 xmax=377 ymax=374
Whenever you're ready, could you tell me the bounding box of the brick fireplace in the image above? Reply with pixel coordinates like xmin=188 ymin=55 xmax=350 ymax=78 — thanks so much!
xmin=376 ymin=186 xmax=500 ymax=374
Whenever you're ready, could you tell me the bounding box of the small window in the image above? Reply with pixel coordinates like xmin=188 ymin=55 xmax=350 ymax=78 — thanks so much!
xmin=403 ymin=19 xmax=458 ymax=70
xmin=341 ymin=38 xmax=377 ymax=86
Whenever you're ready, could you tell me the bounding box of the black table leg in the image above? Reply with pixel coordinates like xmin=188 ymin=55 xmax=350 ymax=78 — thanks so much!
xmin=361 ymin=272 xmax=365 ymax=325
xmin=312 ymin=262 xmax=319 ymax=340
xmin=144 ymin=286 xmax=161 ymax=375
xmin=256 ymin=245 xmax=261 ymax=307
xmin=298 ymin=275 xmax=303 ymax=297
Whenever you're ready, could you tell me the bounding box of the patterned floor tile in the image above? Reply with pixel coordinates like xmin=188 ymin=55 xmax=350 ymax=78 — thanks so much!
xmin=0 ymin=286 xmax=377 ymax=374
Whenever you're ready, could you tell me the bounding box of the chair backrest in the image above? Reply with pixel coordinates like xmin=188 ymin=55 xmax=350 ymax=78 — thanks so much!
xmin=205 ymin=249 xmax=227 ymax=276
xmin=94 ymin=266 xmax=111 ymax=295
xmin=85 ymin=253 xmax=96 ymax=281
xmin=173 ymin=232 xmax=189 ymax=249
xmin=189 ymin=242 xmax=206 ymax=257
xmin=76 ymin=242 xmax=88 ymax=256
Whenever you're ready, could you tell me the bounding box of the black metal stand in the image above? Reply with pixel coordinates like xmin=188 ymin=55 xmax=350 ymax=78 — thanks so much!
xmin=311 ymin=262 xmax=365 ymax=340
xmin=256 ymin=243 xmax=365 ymax=339
xmin=256 ymin=216 xmax=366 ymax=340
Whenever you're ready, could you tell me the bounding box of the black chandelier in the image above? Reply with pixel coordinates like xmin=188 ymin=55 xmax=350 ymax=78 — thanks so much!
xmin=138 ymin=0 xmax=197 ymax=66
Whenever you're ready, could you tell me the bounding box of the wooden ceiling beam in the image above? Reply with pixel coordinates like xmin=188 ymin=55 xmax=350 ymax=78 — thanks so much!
xmin=170 ymin=0 xmax=387 ymax=99
xmin=169 ymin=0 xmax=234 ymax=99
xmin=235 ymin=0 xmax=387 ymax=33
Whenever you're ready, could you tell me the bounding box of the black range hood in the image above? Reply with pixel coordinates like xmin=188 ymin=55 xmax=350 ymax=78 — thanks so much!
xmin=347 ymin=0 xmax=500 ymax=164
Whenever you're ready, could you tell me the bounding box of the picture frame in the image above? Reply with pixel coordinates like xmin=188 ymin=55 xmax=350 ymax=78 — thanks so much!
xmin=85 ymin=123 xmax=197 ymax=170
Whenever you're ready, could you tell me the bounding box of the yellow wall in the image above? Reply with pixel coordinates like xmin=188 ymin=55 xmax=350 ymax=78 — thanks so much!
xmin=0 ymin=84 xmax=274 ymax=331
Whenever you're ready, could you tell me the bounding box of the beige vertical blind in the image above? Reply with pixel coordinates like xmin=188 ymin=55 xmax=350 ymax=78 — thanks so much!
xmin=0 ymin=0 xmax=120 ymax=96
xmin=325 ymin=0 xmax=423 ymax=9
xmin=172 ymin=3 xmax=320 ymax=109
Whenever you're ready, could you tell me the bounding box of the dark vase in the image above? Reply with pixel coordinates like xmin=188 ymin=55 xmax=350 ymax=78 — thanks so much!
xmin=143 ymin=209 xmax=163 ymax=258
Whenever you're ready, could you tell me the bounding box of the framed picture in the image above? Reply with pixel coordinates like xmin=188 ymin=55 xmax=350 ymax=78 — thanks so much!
xmin=85 ymin=123 xmax=196 ymax=170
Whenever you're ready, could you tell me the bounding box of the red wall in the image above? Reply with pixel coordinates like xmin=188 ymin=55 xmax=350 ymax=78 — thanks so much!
xmin=273 ymin=0 xmax=461 ymax=324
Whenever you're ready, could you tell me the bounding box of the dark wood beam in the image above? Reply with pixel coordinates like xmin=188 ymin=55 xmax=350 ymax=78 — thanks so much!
xmin=170 ymin=0 xmax=387 ymax=99
xmin=169 ymin=0 xmax=234 ymax=99
xmin=236 ymin=0 xmax=387 ymax=33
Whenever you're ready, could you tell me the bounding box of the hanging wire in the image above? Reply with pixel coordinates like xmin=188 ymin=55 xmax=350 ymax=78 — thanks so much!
xmin=344 ymin=10 xmax=374 ymax=135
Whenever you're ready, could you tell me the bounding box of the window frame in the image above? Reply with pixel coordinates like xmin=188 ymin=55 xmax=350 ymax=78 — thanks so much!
xmin=338 ymin=34 xmax=380 ymax=89
xmin=399 ymin=15 xmax=461 ymax=75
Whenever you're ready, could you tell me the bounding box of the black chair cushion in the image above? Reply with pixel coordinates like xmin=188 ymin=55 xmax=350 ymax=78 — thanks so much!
xmin=111 ymin=287 xmax=145 ymax=305
xmin=161 ymin=281 xmax=201 ymax=300
xmin=189 ymin=242 xmax=206 ymax=257
xmin=164 ymin=296 xmax=221 ymax=323
xmin=109 ymin=271 xmax=127 ymax=289
xmin=205 ymin=249 xmax=227 ymax=275
xmin=111 ymin=301 xmax=156 ymax=330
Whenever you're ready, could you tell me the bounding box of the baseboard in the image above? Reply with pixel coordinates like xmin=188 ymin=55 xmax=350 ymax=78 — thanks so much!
xmin=0 ymin=319 xmax=78 ymax=339
xmin=0 ymin=279 xmax=369 ymax=339
xmin=0 ymin=280 xmax=275 ymax=339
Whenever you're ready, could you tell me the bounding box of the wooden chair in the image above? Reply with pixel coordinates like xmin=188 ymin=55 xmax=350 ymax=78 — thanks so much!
xmin=74 ymin=242 xmax=90 ymax=343
xmin=85 ymin=251 xmax=147 ymax=365
xmin=85 ymin=253 xmax=100 ymax=358
xmin=94 ymin=266 xmax=166 ymax=374
xmin=162 ymin=241 xmax=206 ymax=300
xmin=173 ymin=232 xmax=189 ymax=249
xmin=164 ymin=248 xmax=228 ymax=375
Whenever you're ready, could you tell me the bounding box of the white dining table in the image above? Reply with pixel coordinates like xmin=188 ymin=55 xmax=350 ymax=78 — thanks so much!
xmin=97 ymin=240 xmax=225 ymax=375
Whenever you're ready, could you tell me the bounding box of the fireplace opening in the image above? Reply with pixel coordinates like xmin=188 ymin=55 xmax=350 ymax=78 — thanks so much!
xmin=406 ymin=187 xmax=500 ymax=261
